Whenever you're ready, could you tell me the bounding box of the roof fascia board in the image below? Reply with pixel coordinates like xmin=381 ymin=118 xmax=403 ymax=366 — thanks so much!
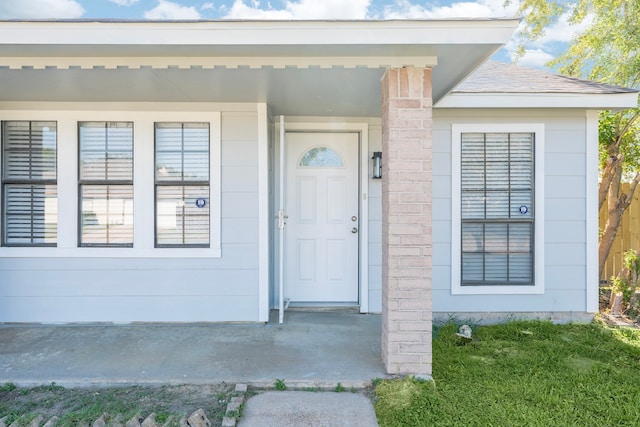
xmin=0 ymin=55 xmax=438 ymax=69
xmin=0 ymin=19 xmax=519 ymax=48
xmin=0 ymin=101 xmax=259 ymax=112
xmin=435 ymin=92 xmax=639 ymax=110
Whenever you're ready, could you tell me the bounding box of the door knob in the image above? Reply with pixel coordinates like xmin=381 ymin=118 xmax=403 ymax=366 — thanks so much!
xmin=351 ymin=227 xmax=358 ymax=234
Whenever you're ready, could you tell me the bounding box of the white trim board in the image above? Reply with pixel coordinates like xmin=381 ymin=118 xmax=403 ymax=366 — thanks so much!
xmin=0 ymin=19 xmax=519 ymax=48
xmin=275 ymin=120 xmax=370 ymax=313
xmin=585 ymin=110 xmax=599 ymax=313
xmin=451 ymin=123 xmax=545 ymax=295
xmin=436 ymin=93 xmax=639 ymax=110
xmin=257 ymin=103 xmax=270 ymax=322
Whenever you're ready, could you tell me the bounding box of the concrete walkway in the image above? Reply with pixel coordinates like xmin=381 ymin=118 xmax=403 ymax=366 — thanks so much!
xmin=0 ymin=311 xmax=386 ymax=388
xmin=239 ymin=391 xmax=379 ymax=426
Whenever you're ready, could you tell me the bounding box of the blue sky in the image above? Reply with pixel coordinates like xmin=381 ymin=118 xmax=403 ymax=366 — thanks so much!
xmin=0 ymin=0 xmax=588 ymax=70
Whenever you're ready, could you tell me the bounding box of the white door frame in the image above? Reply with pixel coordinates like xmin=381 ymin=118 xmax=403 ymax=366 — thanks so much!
xmin=275 ymin=120 xmax=369 ymax=314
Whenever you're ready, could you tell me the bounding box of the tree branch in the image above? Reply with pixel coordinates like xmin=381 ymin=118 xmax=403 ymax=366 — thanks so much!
xmin=608 ymin=156 xmax=624 ymax=212
xmin=599 ymin=154 xmax=622 ymax=209
xmin=618 ymin=110 xmax=640 ymax=139
xmin=623 ymin=172 xmax=640 ymax=210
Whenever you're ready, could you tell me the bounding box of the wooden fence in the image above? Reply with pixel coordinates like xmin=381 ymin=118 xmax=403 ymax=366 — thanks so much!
xmin=600 ymin=183 xmax=640 ymax=281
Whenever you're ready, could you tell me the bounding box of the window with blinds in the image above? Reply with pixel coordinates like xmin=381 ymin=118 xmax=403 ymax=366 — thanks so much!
xmin=79 ymin=122 xmax=133 ymax=246
xmin=461 ymin=132 xmax=534 ymax=285
xmin=2 ymin=121 xmax=57 ymax=246
xmin=155 ymin=122 xmax=210 ymax=247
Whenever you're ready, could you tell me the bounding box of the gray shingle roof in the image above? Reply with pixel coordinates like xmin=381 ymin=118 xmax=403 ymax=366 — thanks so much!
xmin=454 ymin=61 xmax=638 ymax=94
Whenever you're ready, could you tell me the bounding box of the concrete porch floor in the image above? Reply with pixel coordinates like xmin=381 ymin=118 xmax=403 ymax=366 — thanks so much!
xmin=0 ymin=311 xmax=386 ymax=389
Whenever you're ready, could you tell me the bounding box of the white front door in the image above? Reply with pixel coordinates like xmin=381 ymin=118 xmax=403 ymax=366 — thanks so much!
xmin=285 ymin=132 xmax=359 ymax=303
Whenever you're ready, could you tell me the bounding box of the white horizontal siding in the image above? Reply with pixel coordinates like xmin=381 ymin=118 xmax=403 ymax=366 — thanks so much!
xmin=546 ymin=153 xmax=586 ymax=175
xmin=545 ymin=199 xmax=586 ymax=221
xmin=0 ymin=107 xmax=263 ymax=323
xmin=546 ymin=222 xmax=585 ymax=243
xmin=222 ymin=140 xmax=259 ymax=166
xmin=431 ymin=125 xmax=453 ymax=295
xmin=546 ymin=175 xmax=586 ymax=198
xmin=367 ymin=125 xmax=382 ymax=313
xmin=222 ymin=193 xmax=260 ymax=218
xmin=0 ymin=245 xmax=258 ymax=271
xmin=0 ymin=296 xmax=258 ymax=323
xmin=433 ymin=289 xmax=587 ymax=312
xmin=1 ymin=269 xmax=259 ymax=297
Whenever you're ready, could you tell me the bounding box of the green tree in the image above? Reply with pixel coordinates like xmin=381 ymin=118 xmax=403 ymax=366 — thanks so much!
xmin=514 ymin=0 xmax=640 ymax=278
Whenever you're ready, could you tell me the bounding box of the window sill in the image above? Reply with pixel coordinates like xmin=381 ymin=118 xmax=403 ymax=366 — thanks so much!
xmin=0 ymin=246 xmax=222 ymax=258
xmin=452 ymin=283 xmax=544 ymax=295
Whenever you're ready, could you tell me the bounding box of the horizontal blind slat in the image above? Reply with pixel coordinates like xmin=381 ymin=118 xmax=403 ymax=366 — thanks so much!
xmin=155 ymin=123 xmax=209 ymax=182
xmin=3 ymin=121 xmax=57 ymax=180
xmin=4 ymin=184 xmax=57 ymax=244
xmin=156 ymin=185 xmax=210 ymax=246
xmin=80 ymin=184 xmax=133 ymax=245
xmin=79 ymin=122 xmax=133 ymax=182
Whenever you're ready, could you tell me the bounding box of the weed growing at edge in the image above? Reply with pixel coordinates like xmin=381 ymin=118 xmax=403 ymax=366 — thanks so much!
xmin=0 ymin=383 xmax=17 ymax=393
xmin=274 ymin=379 xmax=286 ymax=391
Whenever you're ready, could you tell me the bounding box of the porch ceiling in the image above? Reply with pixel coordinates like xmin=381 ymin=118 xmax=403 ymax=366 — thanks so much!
xmin=0 ymin=19 xmax=520 ymax=116
xmin=0 ymin=67 xmax=388 ymax=117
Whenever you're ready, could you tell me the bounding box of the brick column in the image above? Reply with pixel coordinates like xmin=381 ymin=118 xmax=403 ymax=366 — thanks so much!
xmin=381 ymin=67 xmax=433 ymax=376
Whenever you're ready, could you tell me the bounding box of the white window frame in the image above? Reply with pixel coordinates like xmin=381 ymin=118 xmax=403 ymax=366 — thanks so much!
xmin=451 ymin=123 xmax=545 ymax=295
xmin=78 ymin=121 xmax=134 ymax=248
xmin=1 ymin=120 xmax=58 ymax=247
xmin=154 ymin=121 xmax=211 ymax=248
xmin=0 ymin=110 xmax=221 ymax=258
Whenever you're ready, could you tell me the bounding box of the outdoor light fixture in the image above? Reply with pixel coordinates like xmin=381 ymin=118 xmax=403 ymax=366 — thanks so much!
xmin=372 ymin=151 xmax=382 ymax=179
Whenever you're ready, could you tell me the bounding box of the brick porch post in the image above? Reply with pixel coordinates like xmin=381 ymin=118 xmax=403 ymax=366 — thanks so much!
xmin=381 ymin=67 xmax=433 ymax=376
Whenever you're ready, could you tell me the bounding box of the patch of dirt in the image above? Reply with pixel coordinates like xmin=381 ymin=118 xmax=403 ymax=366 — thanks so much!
xmin=0 ymin=383 xmax=234 ymax=425
xmin=600 ymin=312 xmax=640 ymax=329
xmin=599 ymin=285 xmax=640 ymax=328
xmin=599 ymin=285 xmax=612 ymax=311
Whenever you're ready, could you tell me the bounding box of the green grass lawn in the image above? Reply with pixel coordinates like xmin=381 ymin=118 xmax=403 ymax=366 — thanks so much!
xmin=375 ymin=320 xmax=640 ymax=426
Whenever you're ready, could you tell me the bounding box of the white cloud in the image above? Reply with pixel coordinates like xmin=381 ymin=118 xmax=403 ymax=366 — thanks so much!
xmin=0 ymin=0 xmax=84 ymax=19
xmin=109 ymin=0 xmax=139 ymax=6
xmin=286 ymin=0 xmax=370 ymax=19
xmin=383 ymin=0 xmax=517 ymax=19
xmin=225 ymin=0 xmax=290 ymax=18
xmin=531 ymin=11 xmax=592 ymax=47
xmin=378 ymin=0 xmax=585 ymax=69
xmin=225 ymin=0 xmax=370 ymax=19
xmin=515 ymin=48 xmax=555 ymax=69
xmin=144 ymin=0 xmax=201 ymax=19
xmin=501 ymin=8 xmax=592 ymax=69
xmin=201 ymin=2 xmax=215 ymax=11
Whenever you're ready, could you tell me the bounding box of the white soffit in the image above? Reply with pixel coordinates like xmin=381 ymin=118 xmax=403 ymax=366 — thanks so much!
xmin=0 ymin=19 xmax=520 ymax=115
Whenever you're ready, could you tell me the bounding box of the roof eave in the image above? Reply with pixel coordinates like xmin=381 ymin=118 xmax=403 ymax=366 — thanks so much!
xmin=0 ymin=19 xmax=522 ymax=113
xmin=435 ymin=92 xmax=639 ymax=110
xmin=0 ymin=19 xmax=521 ymax=48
